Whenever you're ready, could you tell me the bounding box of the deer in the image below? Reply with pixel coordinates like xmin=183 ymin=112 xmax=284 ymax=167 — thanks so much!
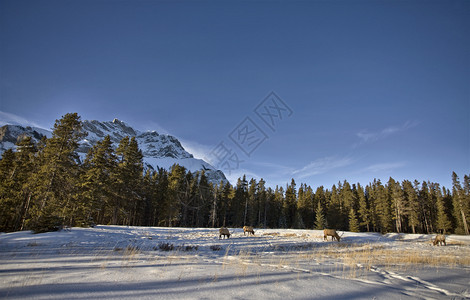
xmin=433 ymin=234 xmax=446 ymax=246
xmin=243 ymin=226 xmax=255 ymax=236
xmin=219 ymin=227 xmax=231 ymax=239
xmin=323 ymin=229 xmax=341 ymax=242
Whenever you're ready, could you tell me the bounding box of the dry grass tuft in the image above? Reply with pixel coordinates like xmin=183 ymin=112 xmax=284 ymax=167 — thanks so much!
xmin=317 ymin=243 xmax=470 ymax=273
xmin=262 ymin=232 xmax=280 ymax=236
xmin=124 ymin=245 xmax=141 ymax=256
xmin=282 ymin=233 xmax=298 ymax=238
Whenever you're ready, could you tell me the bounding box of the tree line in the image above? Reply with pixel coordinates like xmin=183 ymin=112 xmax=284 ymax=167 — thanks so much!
xmin=0 ymin=113 xmax=469 ymax=235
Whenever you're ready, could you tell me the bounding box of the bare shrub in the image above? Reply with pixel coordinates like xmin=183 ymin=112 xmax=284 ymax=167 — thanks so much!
xmin=210 ymin=245 xmax=222 ymax=251
xmin=157 ymin=243 xmax=174 ymax=251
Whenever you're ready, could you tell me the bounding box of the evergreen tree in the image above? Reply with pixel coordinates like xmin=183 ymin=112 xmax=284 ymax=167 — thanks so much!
xmin=452 ymin=172 xmax=469 ymax=235
xmin=81 ymin=135 xmax=117 ymax=225
xmin=166 ymin=164 xmax=187 ymax=226
xmin=327 ymin=185 xmax=341 ymax=229
xmin=419 ymin=181 xmax=434 ymax=234
xmin=27 ymin=113 xmax=86 ymax=232
xmin=218 ymin=181 xmax=234 ymax=227
xmin=154 ymin=168 xmax=169 ymax=226
xmin=372 ymin=179 xmax=393 ymax=233
xmin=275 ymin=186 xmax=287 ymax=228
xmin=196 ymin=170 xmax=212 ymax=227
xmin=231 ymin=175 xmax=248 ymax=227
xmin=0 ymin=149 xmax=17 ymax=231
xmin=284 ymin=179 xmax=297 ymax=228
xmin=348 ymin=206 xmax=360 ymax=232
xmin=246 ymin=178 xmax=258 ymax=226
xmin=264 ymin=187 xmax=277 ymax=228
xmin=297 ymin=183 xmax=314 ymax=229
xmin=314 ymin=199 xmax=326 ymax=230
xmin=431 ymin=183 xmax=452 ymax=233
xmin=256 ymin=178 xmax=268 ymax=228
xmin=141 ymin=169 xmax=157 ymax=226
xmin=14 ymin=137 xmax=39 ymax=231
xmin=112 ymin=136 xmax=144 ymax=225
xmin=389 ymin=178 xmax=406 ymax=233
xmin=403 ymin=180 xmax=420 ymax=233
xmin=356 ymin=183 xmax=370 ymax=231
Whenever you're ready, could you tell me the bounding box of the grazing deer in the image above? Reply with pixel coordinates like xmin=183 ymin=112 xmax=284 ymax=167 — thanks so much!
xmin=323 ymin=229 xmax=341 ymax=242
xmin=433 ymin=234 xmax=446 ymax=246
xmin=219 ymin=227 xmax=231 ymax=239
xmin=243 ymin=226 xmax=255 ymax=236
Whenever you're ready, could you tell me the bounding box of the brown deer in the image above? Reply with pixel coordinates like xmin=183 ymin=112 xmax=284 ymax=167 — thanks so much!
xmin=219 ymin=227 xmax=231 ymax=239
xmin=243 ymin=226 xmax=255 ymax=236
xmin=323 ymin=229 xmax=341 ymax=242
xmin=433 ymin=234 xmax=446 ymax=246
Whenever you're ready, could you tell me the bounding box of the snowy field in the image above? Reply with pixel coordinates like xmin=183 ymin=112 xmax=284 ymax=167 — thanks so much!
xmin=1 ymin=226 xmax=469 ymax=299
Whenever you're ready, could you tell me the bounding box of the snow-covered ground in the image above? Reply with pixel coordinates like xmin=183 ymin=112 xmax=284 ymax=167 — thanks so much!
xmin=1 ymin=226 xmax=469 ymax=299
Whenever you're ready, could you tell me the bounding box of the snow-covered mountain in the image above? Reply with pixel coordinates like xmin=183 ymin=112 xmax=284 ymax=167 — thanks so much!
xmin=0 ymin=125 xmax=52 ymax=152
xmin=0 ymin=119 xmax=226 ymax=183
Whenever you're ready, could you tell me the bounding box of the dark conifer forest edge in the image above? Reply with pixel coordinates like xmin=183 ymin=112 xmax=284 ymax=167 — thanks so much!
xmin=1 ymin=113 xmax=469 ymax=235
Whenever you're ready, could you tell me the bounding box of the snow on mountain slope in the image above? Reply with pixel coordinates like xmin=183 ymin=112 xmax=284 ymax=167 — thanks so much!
xmin=0 ymin=119 xmax=226 ymax=183
xmin=0 ymin=125 xmax=51 ymax=153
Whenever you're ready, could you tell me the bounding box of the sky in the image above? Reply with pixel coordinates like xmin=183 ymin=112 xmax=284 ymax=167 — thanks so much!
xmin=0 ymin=0 xmax=469 ymax=189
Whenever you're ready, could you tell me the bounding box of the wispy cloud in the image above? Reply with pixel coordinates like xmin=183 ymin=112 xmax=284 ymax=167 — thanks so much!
xmin=355 ymin=120 xmax=419 ymax=144
xmin=0 ymin=111 xmax=46 ymax=129
xmin=362 ymin=162 xmax=406 ymax=173
xmin=179 ymin=139 xmax=214 ymax=160
xmin=224 ymin=168 xmax=263 ymax=185
xmin=138 ymin=120 xmax=172 ymax=135
xmin=292 ymin=156 xmax=354 ymax=179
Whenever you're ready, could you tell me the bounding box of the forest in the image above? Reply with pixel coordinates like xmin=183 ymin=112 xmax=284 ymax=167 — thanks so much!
xmin=0 ymin=113 xmax=469 ymax=235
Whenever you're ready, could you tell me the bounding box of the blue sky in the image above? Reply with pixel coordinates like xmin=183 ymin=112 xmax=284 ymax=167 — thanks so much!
xmin=1 ymin=0 xmax=469 ymax=189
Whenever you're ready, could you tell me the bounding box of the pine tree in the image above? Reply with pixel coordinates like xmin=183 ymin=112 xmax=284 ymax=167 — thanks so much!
xmin=166 ymin=164 xmax=187 ymax=226
xmin=419 ymin=181 xmax=433 ymax=234
xmin=284 ymin=179 xmax=297 ymax=228
xmin=80 ymin=135 xmax=118 ymax=225
xmin=275 ymin=186 xmax=287 ymax=228
xmin=196 ymin=170 xmax=212 ymax=227
xmin=26 ymin=113 xmax=86 ymax=232
xmin=372 ymin=179 xmax=393 ymax=233
xmin=114 ymin=136 xmax=144 ymax=225
xmin=142 ymin=169 xmax=157 ymax=226
xmin=297 ymin=183 xmax=314 ymax=229
xmin=246 ymin=178 xmax=258 ymax=226
xmin=403 ymin=180 xmax=420 ymax=233
xmin=314 ymin=200 xmax=326 ymax=230
xmin=452 ymin=172 xmax=469 ymax=235
xmin=356 ymin=183 xmax=370 ymax=232
xmin=0 ymin=149 xmax=17 ymax=232
xmin=431 ymin=183 xmax=452 ymax=233
xmin=217 ymin=181 xmax=233 ymax=227
xmin=340 ymin=181 xmax=355 ymax=212
xmin=389 ymin=178 xmax=406 ymax=233
xmin=348 ymin=206 xmax=360 ymax=232
xmin=327 ymin=185 xmax=341 ymax=229
xmin=231 ymin=175 xmax=247 ymax=227
xmin=14 ymin=137 xmax=39 ymax=231
xmin=155 ymin=168 xmax=169 ymax=226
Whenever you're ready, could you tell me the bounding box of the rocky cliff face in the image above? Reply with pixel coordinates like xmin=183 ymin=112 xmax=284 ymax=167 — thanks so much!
xmin=0 ymin=119 xmax=226 ymax=183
